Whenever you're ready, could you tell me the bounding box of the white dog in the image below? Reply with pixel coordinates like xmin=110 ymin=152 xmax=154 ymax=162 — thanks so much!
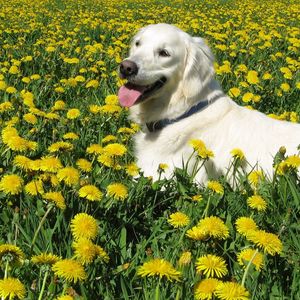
xmin=118 ymin=23 xmax=300 ymax=183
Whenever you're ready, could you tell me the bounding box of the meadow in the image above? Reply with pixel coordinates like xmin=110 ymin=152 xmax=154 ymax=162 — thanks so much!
xmin=0 ymin=0 xmax=299 ymax=299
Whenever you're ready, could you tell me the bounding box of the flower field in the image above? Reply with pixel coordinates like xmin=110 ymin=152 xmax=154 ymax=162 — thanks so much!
xmin=0 ymin=0 xmax=299 ymax=299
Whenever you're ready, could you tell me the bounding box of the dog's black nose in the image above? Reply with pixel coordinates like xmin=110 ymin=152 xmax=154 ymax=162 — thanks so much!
xmin=119 ymin=60 xmax=138 ymax=78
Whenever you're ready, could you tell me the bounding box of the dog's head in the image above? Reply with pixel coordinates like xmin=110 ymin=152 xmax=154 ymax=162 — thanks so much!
xmin=118 ymin=23 xmax=215 ymax=109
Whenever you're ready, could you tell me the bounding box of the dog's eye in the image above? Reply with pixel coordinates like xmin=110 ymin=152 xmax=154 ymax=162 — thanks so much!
xmin=158 ymin=49 xmax=170 ymax=57
xmin=135 ymin=41 xmax=140 ymax=47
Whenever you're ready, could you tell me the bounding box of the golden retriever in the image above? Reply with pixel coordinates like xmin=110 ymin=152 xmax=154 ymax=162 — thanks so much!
xmin=118 ymin=23 xmax=300 ymax=183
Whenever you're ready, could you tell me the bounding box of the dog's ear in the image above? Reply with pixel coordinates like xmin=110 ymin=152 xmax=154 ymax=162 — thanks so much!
xmin=182 ymin=37 xmax=215 ymax=100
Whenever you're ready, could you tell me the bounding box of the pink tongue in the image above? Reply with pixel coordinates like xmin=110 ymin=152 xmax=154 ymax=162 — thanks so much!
xmin=118 ymin=84 xmax=147 ymax=107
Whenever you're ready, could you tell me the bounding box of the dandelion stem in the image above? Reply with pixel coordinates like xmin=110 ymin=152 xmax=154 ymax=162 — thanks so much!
xmin=155 ymin=279 xmax=161 ymax=300
xmin=241 ymin=248 xmax=258 ymax=287
xmin=61 ymin=283 xmax=68 ymax=296
xmin=175 ymin=288 xmax=181 ymax=300
xmin=4 ymin=259 xmax=9 ymax=279
xmin=38 ymin=269 xmax=49 ymax=300
xmin=202 ymin=195 xmax=211 ymax=218
xmin=31 ymin=205 xmax=53 ymax=252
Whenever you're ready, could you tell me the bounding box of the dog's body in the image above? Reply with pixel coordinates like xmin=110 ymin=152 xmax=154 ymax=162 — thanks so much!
xmin=118 ymin=23 xmax=300 ymax=183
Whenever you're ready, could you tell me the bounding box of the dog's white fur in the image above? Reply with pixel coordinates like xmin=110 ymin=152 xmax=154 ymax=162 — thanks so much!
xmin=124 ymin=23 xmax=300 ymax=183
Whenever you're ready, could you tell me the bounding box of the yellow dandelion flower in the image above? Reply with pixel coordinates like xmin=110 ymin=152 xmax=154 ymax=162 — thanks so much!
xmin=79 ymin=185 xmax=102 ymax=202
xmin=101 ymin=135 xmax=117 ymax=143
xmin=43 ymin=191 xmax=66 ymax=210
xmin=228 ymin=87 xmax=241 ymax=98
xmin=105 ymin=95 xmax=119 ymax=105
xmin=247 ymin=230 xmax=282 ymax=256
xmin=178 ymin=251 xmax=192 ymax=266
xmin=280 ymin=83 xmax=290 ymax=92
xmin=97 ymin=153 xmax=115 ymax=168
xmin=246 ymin=70 xmax=259 ymax=85
xmin=168 ymin=212 xmax=190 ymax=228
xmin=39 ymin=156 xmax=63 ymax=173
xmin=26 ymin=140 xmax=38 ymax=152
xmin=13 ymin=156 xmax=33 ymax=171
xmin=0 ymin=174 xmax=23 ymax=195
xmin=0 ymin=278 xmax=26 ymax=300
xmin=0 ymin=81 xmax=7 ymax=90
xmin=45 ymin=112 xmax=60 ymax=120
xmin=103 ymin=143 xmax=127 ymax=156
xmin=262 ymin=73 xmax=272 ymax=80
xmin=72 ymin=238 xmax=97 ymax=265
xmin=3 ymin=129 xmax=36 ymax=152
xmin=137 ymin=258 xmax=181 ymax=281
xmin=158 ymin=163 xmax=169 ymax=171
xmin=242 ymin=92 xmax=254 ymax=103
xmin=23 ymin=113 xmax=37 ymax=124
xmin=0 ymin=244 xmax=25 ymax=265
xmin=125 ymin=162 xmax=139 ymax=176
xmin=131 ymin=123 xmax=140 ymax=132
xmin=75 ymin=75 xmax=85 ymax=82
xmin=29 ymin=107 xmax=44 ymax=116
xmin=28 ymin=160 xmax=41 ymax=171
xmin=186 ymin=226 xmax=207 ymax=241
xmin=31 ymin=253 xmax=60 ymax=265
xmin=86 ymin=144 xmax=103 ymax=155
xmin=237 ymin=249 xmax=264 ymax=271
xmin=194 ymin=278 xmax=221 ymax=300
xmin=189 ymin=193 xmax=202 ymax=202
xmin=49 ymin=174 xmax=60 ymax=187
xmin=54 ymin=87 xmax=65 ymax=93
xmin=0 ymin=102 xmax=13 ymax=113
xmin=215 ymin=282 xmax=249 ymax=300
xmin=6 ymin=86 xmax=17 ymax=94
xmin=24 ymin=180 xmax=44 ymax=196
xmin=89 ymin=104 xmax=101 ymax=114
xmin=107 ymin=183 xmax=128 ymax=200
xmin=236 ymin=64 xmax=248 ymax=73
xmin=52 ymin=100 xmax=65 ymax=111
xmin=284 ymin=155 xmax=300 ymax=169
xmin=46 ymin=46 xmax=56 ymax=52
xmin=70 ymin=213 xmax=99 ymax=240
xmin=94 ymin=245 xmax=110 ymax=263
xmin=21 ymin=91 xmax=34 ymax=106
xmin=30 ymin=74 xmax=41 ymax=80
xmin=247 ymin=195 xmax=267 ymax=211
xmin=100 ymin=104 xmax=121 ymax=114
xmin=195 ymin=254 xmax=228 ymax=278
xmin=247 ymin=170 xmax=263 ymax=187
xmin=189 ymin=139 xmax=214 ymax=159
xmin=235 ymin=217 xmax=258 ymax=237
xmin=86 ymin=79 xmax=99 ymax=88
xmin=64 ymin=57 xmax=80 ymax=64
xmin=63 ymin=132 xmax=79 ymax=140
xmin=48 ymin=141 xmax=73 ymax=153
xmin=66 ymin=108 xmax=80 ymax=119
xmin=197 ymin=216 xmax=229 ymax=240
xmin=207 ymin=181 xmax=224 ymax=195
xmin=118 ymin=127 xmax=135 ymax=135
xmin=56 ymin=295 xmax=74 ymax=300
xmin=230 ymin=148 xmax=245 ymax=160
xmin=52 ymin=259 xmax=86 ymax=283
xmin=57 ymin=167 xmax=80 ymax=186
xmin=290 ymin=112 xmax=298 ymax=123
xmin=76 ymin=158 xmax=92 ymax=172
xmin=2 ymin=126 xmax=18 ymax=143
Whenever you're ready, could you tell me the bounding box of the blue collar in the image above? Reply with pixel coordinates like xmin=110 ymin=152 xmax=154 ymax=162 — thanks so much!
xmin=146 ymin=98 xmax=217 ymax=132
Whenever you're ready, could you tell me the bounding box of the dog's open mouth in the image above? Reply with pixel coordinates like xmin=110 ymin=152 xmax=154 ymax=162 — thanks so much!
xmin=118 ymin=77 xmax=167 ymax=107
